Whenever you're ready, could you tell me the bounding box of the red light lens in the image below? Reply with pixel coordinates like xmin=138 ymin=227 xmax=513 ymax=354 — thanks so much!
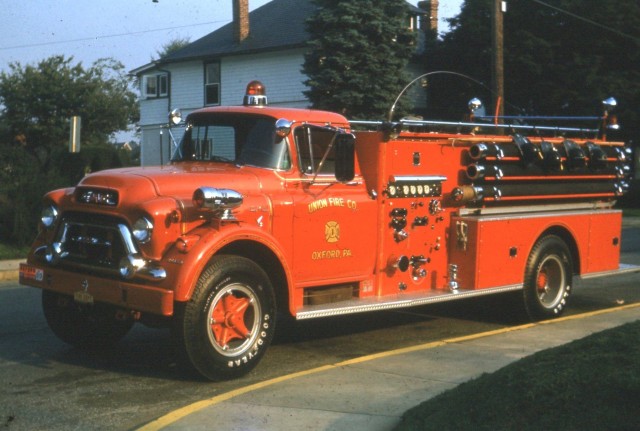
xmin=246 ymin=80 xmax=265 ymax=96
xmin=243 ymin=80 xmax=268 ymax=106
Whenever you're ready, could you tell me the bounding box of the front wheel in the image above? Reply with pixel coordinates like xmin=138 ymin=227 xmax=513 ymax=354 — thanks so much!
xmin=523 ymin=235 xmax=573 ymax=320
xmin=42 ymin=290 xmax=134 ymax=349
xmin=176 ymin=255 xmax=276 ymax=381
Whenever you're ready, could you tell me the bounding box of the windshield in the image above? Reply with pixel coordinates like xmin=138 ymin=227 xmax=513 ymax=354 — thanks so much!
xmin=171 ymin=113 xmax=291 ymax=170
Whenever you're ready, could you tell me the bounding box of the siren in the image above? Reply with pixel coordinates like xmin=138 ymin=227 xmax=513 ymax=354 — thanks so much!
xmin=243 ymin=80 xmax=268 ymax=106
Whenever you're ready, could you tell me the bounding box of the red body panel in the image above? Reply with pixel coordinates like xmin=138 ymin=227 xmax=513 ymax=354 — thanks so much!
xmin=449 ymin=210 xmax=622 ymax=290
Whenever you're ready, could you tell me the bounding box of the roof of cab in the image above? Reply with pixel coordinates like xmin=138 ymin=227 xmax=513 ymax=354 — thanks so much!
xmin=187 ymin=105 xmax=351 ymax=128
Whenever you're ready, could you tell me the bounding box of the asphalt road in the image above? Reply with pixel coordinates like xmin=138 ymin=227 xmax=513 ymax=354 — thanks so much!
xmin=1 ymin=224 xmax=639 ymax=430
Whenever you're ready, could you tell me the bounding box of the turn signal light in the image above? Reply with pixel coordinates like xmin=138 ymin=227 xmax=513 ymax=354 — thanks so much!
xmin=176 ymin=235 xmax=200 ymax=253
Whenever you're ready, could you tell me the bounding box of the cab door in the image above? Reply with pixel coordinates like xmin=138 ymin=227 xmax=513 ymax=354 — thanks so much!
xmin=289 ymin=125 xmax=376 ymax=284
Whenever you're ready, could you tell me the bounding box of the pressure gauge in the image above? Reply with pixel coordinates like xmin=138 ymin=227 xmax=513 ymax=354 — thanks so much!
xmin=410 ymin=185 xmax=417 ymax=195
xmin=388 ymin=184 xmax=397 ymax=196
xmin=403 ymin=185 xmax=410 ymax=195
xmin=417 ymin=185 xmax=424 ymax=195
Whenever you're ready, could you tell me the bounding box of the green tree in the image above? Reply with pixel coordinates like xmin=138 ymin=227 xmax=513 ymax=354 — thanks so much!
xmin=0 ymin=55 xmax=139 ymax=170
xmin=426 ymin=0 xmax=640 ymax=141
xmin=302 ymin=0 xmax=415 ymax=120
xmin=0 ymin=55 xmax=139 ymax=246
xmin=424 ymin=0 xmax=639 ymax=207
xmin=154 ymin=36 xmax=191 ymax=60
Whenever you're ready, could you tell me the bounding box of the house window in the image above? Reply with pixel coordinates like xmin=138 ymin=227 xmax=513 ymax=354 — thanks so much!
xmin=143 ymin=73 xmax=168 ymax=99
xmin=205 ymin=62 xmax=221 ymax=105
xmin=409 ymin=15 xmax=417 ymax=31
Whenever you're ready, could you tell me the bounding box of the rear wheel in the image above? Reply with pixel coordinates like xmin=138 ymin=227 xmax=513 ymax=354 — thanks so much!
xmin=523 ymin=235 xmax=573 ymax=320
xmin=175 ymin=255 xmax=276 ymax=381
xmin=42 ymin=290 xmax=134 ymax=349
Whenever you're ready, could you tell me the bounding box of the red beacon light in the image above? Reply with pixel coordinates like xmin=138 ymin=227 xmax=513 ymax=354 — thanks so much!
xmin=243 ymin=80 xmax=268 ymax=106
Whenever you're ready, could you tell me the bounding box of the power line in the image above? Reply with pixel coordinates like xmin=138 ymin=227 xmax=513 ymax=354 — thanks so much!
xmin=528 ymin=0 xmax=640 ymax=44
xmin=0 ymin=20 xmax=228 ymax=51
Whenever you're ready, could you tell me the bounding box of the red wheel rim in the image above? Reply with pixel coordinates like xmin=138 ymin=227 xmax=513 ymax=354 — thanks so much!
xmin=206 ymin=284 xmax=261 ymax=357
xmin=536 ymin=255 xmax=565 ymax=308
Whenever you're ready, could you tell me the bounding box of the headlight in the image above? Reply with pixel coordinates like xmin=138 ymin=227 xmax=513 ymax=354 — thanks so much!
xmin=41 ymin=205 xmax=58 ymax=228
xmin=132 ymin=217 xmax=153 ymax=243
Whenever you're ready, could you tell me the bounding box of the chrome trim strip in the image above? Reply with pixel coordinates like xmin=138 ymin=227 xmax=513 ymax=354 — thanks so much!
xmin=118 ymin=223 xmax=139 ymax=255
xmin=391 ymin=175 xmax=447 ymax=183
xmin=138 ymin=264 xmax=167 ymax=281
xmin=295 ymin=284 xmax=523 ymax=320
xmin=456 ymin=209 xmax=620 ymax=223
xmin=34 ymin=245 xmax=47 ymax=258
xmin=457 ymin=202 xmax=615 ymax=217
xmin=579 ymin=263 xmax=640 ymax=280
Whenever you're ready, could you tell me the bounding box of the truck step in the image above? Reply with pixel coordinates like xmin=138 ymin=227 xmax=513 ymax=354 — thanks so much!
xmin=295 ymin=284 xmax=523 ymax=320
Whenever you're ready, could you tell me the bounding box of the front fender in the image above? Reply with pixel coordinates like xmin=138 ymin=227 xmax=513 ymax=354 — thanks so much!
xmin=164 ymin=223 xmax=293 ymax=303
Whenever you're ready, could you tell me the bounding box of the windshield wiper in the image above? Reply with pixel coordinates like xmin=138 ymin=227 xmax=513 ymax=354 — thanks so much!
xmin=209 ymin=155 xmax=234 ymax=163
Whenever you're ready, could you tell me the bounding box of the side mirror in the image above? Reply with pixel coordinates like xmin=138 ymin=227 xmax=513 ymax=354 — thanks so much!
xmin=275 ymin=118 xmax=293 ymax=139
xmin=335 ymin=133 xmax=356 ymax=183
xmin=169 ymin=108 xmax=182 ymax=126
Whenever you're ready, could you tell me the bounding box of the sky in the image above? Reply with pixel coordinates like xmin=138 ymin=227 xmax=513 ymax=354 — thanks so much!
xmin=0 ymin=0 xmax=463 ymax=75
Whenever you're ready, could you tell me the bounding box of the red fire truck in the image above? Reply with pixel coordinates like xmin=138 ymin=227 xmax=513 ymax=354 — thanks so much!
xmin=20 ymin=81 xmax=636 ymax=380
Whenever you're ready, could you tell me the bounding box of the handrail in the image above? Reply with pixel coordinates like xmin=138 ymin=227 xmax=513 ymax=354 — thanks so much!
xmin=349 ymin=119 xmax=600 ymax=135
xmin=474 ymin=115 xmax=603 ymax=122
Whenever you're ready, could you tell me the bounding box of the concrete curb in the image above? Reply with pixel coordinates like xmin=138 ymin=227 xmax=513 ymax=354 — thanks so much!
xmin=0 ymin=259 xmax=22 ymax=282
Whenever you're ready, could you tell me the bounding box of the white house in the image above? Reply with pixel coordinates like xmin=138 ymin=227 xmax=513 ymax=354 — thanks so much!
xmin=132 ymin=0 xmax=436 ymax=166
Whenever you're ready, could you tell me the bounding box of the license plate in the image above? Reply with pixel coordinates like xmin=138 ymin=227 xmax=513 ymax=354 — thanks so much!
xmin=74 ymin=291 xmax=94 ymax=304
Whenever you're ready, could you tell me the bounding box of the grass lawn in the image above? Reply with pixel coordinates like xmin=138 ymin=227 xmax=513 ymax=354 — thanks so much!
xmin=623 ymin=208 xmax=640 ymax=218
xmin=0 ymin=243 xmax=29 ymax=260
xmin=394 ymin=320 xmax=640 ymax=431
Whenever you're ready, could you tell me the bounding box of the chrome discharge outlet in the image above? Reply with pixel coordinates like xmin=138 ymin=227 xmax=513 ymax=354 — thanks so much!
xmin=448 ymin=264 xmax=459 ymax=291
xmin=388 ymin=255 xmax=410 ymax=272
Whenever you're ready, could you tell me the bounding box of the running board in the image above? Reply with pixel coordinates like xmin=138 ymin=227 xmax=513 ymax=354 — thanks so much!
xmin=295 ymin=284 xmax=523 ymax=320
xmin=579 ymin=263 xmax=640 ymax=280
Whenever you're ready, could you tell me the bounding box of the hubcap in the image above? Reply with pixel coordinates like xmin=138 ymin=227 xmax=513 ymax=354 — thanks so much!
xmin=206 ymin=283 xmax=261 ymax=356
xmin=536 ymin=255 xmax=565 ymax=308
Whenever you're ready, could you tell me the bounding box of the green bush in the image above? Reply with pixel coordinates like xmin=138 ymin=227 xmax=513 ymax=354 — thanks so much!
xmin=0 ymin=144 xmax=127 ymax=247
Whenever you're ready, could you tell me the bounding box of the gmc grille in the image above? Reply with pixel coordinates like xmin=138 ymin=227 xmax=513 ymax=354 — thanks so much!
xmin=52 ymin=212 xmax=136 ymax=276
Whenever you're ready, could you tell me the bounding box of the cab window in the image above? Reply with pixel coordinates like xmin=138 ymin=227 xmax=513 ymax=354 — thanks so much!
xmin=295 ymin=125 xmax=337 ymax=175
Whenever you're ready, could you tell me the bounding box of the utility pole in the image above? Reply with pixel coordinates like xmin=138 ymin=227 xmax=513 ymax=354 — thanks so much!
xmin=492 ymin=0 xmax=506 ymax=120
xmin=69 ymin=116 xmax=81 ymax=153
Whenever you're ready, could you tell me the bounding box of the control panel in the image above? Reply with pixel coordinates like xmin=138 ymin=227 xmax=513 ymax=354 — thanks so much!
xmin=385 ymin=175 xmax=446 ymax=198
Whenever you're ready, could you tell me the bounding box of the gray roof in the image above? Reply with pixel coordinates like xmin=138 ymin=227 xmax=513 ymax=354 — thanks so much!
xmin=161 ymin=0 xmax=316 ymax=64
xmin=130 ymin=0 xmax=425 ymax=74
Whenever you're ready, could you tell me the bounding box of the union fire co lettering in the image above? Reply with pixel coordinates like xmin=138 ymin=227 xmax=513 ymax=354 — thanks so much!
xmin=308 ymin=197 xmax=357 ymax=213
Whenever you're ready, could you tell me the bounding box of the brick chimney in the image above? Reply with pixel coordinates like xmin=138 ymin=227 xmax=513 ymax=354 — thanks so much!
xmin=233 ymin=0 xmax=250 ymax=43
xmin=418 ymin=0 xmax=438 ymax=33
